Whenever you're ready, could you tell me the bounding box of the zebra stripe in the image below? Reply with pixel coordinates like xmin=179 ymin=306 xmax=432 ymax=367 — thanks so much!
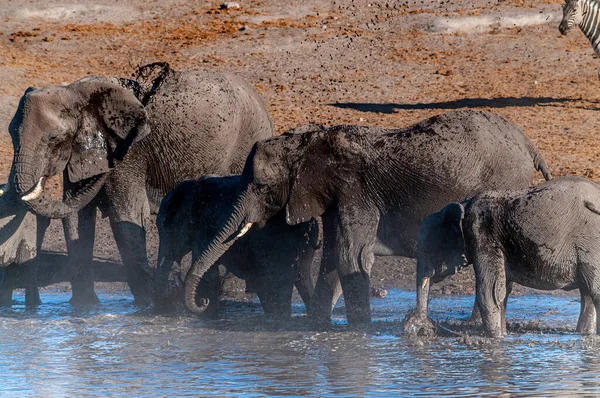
xmin=579 ymin=0 xmax=600 ymax=55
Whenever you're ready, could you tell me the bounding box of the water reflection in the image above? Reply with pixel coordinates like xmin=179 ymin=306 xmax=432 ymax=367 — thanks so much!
xmin=1 ymin=289 xmax=600 ymax=395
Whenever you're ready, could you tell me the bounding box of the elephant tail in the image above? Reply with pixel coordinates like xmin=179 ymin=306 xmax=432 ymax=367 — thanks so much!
xmin=528 ymin=144 xmax=552 ymax=181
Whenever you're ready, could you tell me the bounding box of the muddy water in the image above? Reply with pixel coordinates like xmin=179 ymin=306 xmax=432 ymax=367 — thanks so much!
xmin=1 ymin=289 xmax=600 ymax=396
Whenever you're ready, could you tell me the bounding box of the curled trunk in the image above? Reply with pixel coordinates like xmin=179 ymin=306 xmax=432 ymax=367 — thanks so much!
xmin=184 ymin=192 xmax=254 ymax=313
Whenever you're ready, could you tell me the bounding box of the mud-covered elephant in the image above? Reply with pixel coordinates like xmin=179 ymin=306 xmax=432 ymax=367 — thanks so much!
xmin=414 ymin=176 xmax=600 ymax=337
xmin=6 ymin=63 xmax=273 ymax=305
xmin=182 ymin=109 xmax=551 ymax=325
xmin=0 ymin=184 xmax=49 ymax=307
xmin=154 ymin=175 xmax=318 ymax=318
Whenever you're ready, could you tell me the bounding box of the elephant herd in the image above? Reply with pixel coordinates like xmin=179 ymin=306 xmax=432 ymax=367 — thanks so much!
xmin=0 ymin=62 xmax=599 ymax=338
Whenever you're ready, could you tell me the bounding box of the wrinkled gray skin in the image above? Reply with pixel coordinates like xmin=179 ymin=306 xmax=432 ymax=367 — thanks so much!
xmin=0 ymin=184 xmax=50 ymax=307
xmin=154 ymin=175 xmax=318 ymax=319
xmin=8 ymin=67 xmax=273 ymax=305
xmin=416 ymin=176 xmax=600 ymax=337
xmin=183 ymin=109 xmax=551 ymax=325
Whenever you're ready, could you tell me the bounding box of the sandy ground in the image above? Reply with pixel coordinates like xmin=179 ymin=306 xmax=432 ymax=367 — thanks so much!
xmin=0 ymin=0 xmax=596 ymax=297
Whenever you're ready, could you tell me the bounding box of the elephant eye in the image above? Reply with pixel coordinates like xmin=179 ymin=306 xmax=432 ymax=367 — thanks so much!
xmin=48 ymin=133 xmax=59 ymax=142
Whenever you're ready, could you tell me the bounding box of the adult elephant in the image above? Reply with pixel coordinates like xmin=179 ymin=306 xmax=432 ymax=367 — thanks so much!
xmin=183 ymin=110 xmax=551 ymax=325
xmin=6 ymin=63 xmax=273 ymax=305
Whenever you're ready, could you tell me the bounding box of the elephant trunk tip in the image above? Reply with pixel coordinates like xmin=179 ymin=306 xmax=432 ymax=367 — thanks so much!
xmin=184 ymin=277 xmax=210 ymax=314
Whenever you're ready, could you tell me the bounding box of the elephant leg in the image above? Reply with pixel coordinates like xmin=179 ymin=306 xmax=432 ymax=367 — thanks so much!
xmin=473 ymin=247 xmax=506 ymax=338
xmin=335 ymin=206 xmax=379 ymax=326
xmin=63 ymin=203 xmax=99 ymax=306
xmin=23 ymin=261 xmax=41 ymax=308
xmin=470 ymin=271 xmax=509 ymax=326
xmin=0 ymin=265 xmax=16 ymax=306
xmin=309 ymin=210 xmax=343 ymax=326
xmin=576 ymin=290 xmax=596 ymax=335
xmin=500 ymin=281 xmax=512 ymax=335
xmin=106 ymin=171 xmax=153 ymax=305
xmin=109 ymin=219 xmax=152 ymax=305
xmin=468 ymin=301 xmax=482 ymax=324
xmin=256 ymin=277 xmax=293 ymax=320
xmin=23 ymin=215 xmax=51 ymax=308
xmin=294 ymin=246 xmax=317 ymax=314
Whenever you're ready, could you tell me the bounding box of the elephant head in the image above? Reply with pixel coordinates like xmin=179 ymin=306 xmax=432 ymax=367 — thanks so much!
xmin=7 ymin=77 xmax=150 ymax=218
xmin=183 ymin=126 xmax=370 ymax=313
xmin=415 ymin=202 xmax=468 ymax=317
xmin=154 ymin=179 xmax=206 ymax=305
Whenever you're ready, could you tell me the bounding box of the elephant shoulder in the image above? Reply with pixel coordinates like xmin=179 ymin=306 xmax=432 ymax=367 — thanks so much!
xmin=462 ymin=194 xmax=503 ymax=239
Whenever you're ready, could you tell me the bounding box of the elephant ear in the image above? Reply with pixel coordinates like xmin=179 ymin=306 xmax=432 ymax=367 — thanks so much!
xmin=92 ymin=85 xmax=150 ymax=145
xmin=68 ymin=106 xmax=112 ymax=183
xmin=68 ymin=81 xmax=151 ymax=183
xmin=9 ymin=87 xmax=37 ymax=144
xmin=286 ymin=130 xmax=369 ymax=225
xmin=443 ymin=202 xmax=465 ymax=225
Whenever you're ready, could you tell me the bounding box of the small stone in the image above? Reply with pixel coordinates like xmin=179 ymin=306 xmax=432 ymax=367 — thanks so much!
xmin=239 ymin=25 xmax=249 ymax=32
xmin=221 ymin=2 xmax=241 ymax=9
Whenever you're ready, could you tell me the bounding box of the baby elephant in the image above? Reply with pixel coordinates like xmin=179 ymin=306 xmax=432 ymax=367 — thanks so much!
xmin=415 ymin=176 xmax=600 ymax=337
xmin=154 ymin=175 xmax=318 ymax=319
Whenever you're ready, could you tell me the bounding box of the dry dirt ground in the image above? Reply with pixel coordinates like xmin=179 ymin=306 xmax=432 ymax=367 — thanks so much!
xmin=0 ymin=0 xmax=596 ymax=297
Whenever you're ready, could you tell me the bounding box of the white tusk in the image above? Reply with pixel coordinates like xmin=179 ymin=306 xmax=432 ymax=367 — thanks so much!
xmin=0 ymin=181 xmax=11 ymax=196
xmin=236 ymin=222 xmax=253 ymax=238
xmin=421 ymin=277 xmax=430 ymax=290
xmin=21 ymin=177 xmax=45 ymax=201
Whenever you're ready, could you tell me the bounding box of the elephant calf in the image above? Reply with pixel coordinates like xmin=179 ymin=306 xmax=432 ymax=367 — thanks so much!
xmin=415 ymin=176 xmax=600 ymax=337
xmin=154 ymin=175 xmax=318 ymax=319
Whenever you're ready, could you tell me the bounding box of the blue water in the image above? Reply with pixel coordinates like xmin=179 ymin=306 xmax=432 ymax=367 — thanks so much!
xmin=0 ymin=289 xmax=598 ymax=397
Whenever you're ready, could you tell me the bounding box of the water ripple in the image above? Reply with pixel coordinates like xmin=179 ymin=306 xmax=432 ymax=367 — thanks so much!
xmin=1 ymin=289 xmax=600 ymax=396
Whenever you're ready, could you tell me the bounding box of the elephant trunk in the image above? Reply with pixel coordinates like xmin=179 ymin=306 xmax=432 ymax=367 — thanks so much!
xmin=416 ymin=258 xmax=431 ymax=317
xmin=184 ymin=192 xmax=255 ymax=314
xmin=14 ymin=155 xmax=107 ymax=219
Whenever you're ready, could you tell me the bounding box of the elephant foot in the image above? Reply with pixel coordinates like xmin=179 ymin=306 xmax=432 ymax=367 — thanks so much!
xmin=468 ymin=305 xmax=482 ymax=324
xmin=70 ymin=291 xmax=100 ymax=307
xmin=307 ymin=313 xmax=332 ymax=330
xmin=0 ymin=288 xmax=13 ymax=307
xmin=127 ymin=273 xmax=154 ymax=306
xmin=25 ymin=295 xmax=42 ymax=308
xmin=133 ymin=295 xmax=153 ymax=309
xmin=483 ymin=328 xmax=505 ymax=339
xmin=346 ymin=310 xmax=372 ymax=326
xmin=0 ymin=296 xmax=13 ymax=307
xmin=340 ymin=273 xmax=372 ymax=326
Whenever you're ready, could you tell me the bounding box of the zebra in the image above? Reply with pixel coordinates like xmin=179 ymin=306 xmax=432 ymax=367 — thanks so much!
xmin=560 ymin=0 xmax=600 ymax=78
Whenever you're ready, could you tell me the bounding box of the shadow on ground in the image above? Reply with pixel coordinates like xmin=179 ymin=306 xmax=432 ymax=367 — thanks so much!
xmin=330 ymin=96 xmax=590 ymax=114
